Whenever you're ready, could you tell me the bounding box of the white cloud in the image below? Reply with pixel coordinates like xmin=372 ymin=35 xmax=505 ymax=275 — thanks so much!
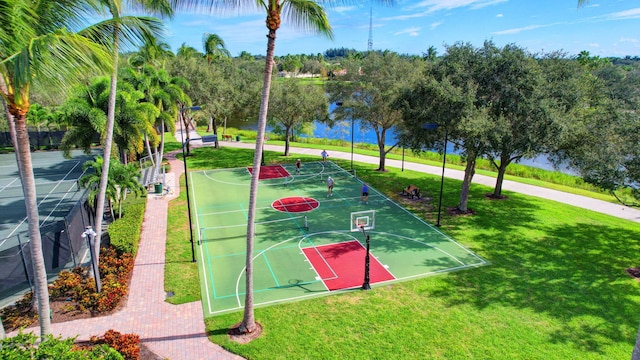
xmin=394 ymin=27 xmax=421 ymax=36
xmin=430 ymin=21 xmax=443 ymax=29
xmin=410 ymin=0 xmax=508 ymax=12
xmin=588 ymin=43 xmax=600 ymax=47
xmin=605 ymin=7 xmax=640 ymax=20
xmin=496 ymin=13 xmax=503 ymax=18
xmin=381 ymin=11 xmax=431 ymax=21
xmin=492 ymin=24 xmax=546 ymax=35
xmin=331 ymin=6 xmax=357 ymax=15
xmin=619 ymin=37 xmax=639 ymax=43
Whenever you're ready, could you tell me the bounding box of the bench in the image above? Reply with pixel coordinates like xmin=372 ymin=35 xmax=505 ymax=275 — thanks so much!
xmin=402 ymin=185 xmax=421 ymax=199
xmin=221 ymin=134 xmax=233 ymax=141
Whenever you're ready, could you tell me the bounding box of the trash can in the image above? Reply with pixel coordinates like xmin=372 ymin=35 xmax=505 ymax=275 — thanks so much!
xmin=236 ymin=135 xmax=241 ymax=142
xmin=154 ymin=183 xmax=163 ymax=194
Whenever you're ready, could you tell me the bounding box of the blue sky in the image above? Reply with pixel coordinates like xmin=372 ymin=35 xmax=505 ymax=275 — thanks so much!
xmin=164 ymin=0 xmax=640 ymax=57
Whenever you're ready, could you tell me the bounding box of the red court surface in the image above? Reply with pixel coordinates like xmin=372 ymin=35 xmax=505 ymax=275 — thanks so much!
xmin=247 ymin=165 xmax=289 ymax=180
xmin=272 ymin=197 xmax=319 ymax=213
xmin=302 ymin=240 xmax=395 ymax=291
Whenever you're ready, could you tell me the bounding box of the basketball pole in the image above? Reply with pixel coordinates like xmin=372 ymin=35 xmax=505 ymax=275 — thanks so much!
xmin=361 ymin=226 xmax=371 ymax=290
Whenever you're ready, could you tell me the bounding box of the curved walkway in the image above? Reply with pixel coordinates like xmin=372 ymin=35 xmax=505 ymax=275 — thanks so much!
xmin=217 ymin=139 xmax=640 ymax=223
xmin=7 ymin=150 xmax=242 ymax=360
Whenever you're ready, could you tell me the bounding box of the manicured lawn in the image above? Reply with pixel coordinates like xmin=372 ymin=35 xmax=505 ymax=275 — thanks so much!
xmin=166 ymin=146 xmax=640 ymax=359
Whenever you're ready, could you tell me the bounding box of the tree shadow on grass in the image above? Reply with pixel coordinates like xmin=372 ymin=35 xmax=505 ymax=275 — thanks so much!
xmin=428 ymin=221 xmax=640 ymax=354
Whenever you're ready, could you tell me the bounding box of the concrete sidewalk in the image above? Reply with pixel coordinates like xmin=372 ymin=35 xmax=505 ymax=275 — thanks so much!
xmin=214 ymin=139 xmax=640 ymax=223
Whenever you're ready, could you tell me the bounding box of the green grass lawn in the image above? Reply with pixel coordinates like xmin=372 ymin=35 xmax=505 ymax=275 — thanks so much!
xmin=165 ymin=146 xmax=640 ymax=359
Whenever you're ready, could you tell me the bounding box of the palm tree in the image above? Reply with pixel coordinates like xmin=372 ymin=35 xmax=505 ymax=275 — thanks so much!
xmin=129 ymin=36 xmax=174 ymax=68
xmin=202 ymin=33 xmax=231 ymax=64
xmin=80 ymin=156 xmax=118 ymax=219
xmin=121 ymin=65 xmax=189 ymax=169
xmin=82 ymin=0 xmax=171 ymax=268
xmin=0 ymin=0 xmax=112 ymax=338
xmin=176 ymin=43 xmax=202 ymax=58
xmin=174 ymin=0 xmax=337 ymax=335
xmin=60 ymin=77 xmax=110 ymax=157
xmin=110 ymin=161 xmax=145 ymax=218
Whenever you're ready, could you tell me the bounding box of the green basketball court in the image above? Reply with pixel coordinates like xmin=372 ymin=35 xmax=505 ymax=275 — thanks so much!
xmin=190 ymin=161 xmax=488 ymax=316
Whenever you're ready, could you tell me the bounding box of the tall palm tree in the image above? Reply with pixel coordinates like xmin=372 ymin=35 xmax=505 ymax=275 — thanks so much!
xmin=176 ymin=43 xmax=202 ymax=58
xmin=202 ymin=33 xmax=231 ymax=64
xmin=129 ymin=36 xmax=174 ymax=68
xmin=0 ymin=0 xmax=112 ymax=338
xmin=174 ymin=0 xmax=336 ymax=335
xmin=121 ymin=65 xmax=189 ymax=168
xmin=82 ymin=0 xmax=171 ymax=264
xmin=60 ymin=77 xmax=110 ymax=157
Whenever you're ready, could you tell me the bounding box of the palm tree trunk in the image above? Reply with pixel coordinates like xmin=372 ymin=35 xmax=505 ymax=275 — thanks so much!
xmin=94 ymin=31 xmax=120 ymax=274
xmin=158 ymin=119 xmax=166 ymax=168
xmin=14 ymin=112 xmax=52 ymax=338
xmin=240 ymin=28 xmax=277 ymax=334
xmin=144 ymin=132 xmax=156 ymax=168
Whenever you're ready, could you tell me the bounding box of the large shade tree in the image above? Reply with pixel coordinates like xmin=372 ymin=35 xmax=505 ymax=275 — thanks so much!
xmin=0 ymin=0 xmax=112 ymax=338
xmin=327 ymin=51 xmax=422 ymax=171
xmin=268 ymin=78 xmax=329 ymax=156
xmin=397 ymin=42 xmax=491 ymax=213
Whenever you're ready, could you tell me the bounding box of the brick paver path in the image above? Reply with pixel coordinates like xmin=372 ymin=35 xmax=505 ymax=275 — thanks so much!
xmin=7 ymin=151 xmax=243 ymax=360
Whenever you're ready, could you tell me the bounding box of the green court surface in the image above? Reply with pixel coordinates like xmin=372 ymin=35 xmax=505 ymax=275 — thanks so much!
xmin=191 ymin=161 xmax=488 ymax=316
xmin=0 ymin=150 xmax=96 ymax=243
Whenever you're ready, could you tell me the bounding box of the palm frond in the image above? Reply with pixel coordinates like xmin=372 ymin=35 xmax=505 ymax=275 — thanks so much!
xmin=282 ymin=0 xmax=333 ymax=39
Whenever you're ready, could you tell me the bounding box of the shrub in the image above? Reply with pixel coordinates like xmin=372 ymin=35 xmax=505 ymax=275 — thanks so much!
xmin=108 ymin=198 xmax=146 ymax=255
xmin=0 ymin=293 xmax=37 ymax=331
xmin=91 ymin=330 xmax=140 ymax=360
xmin=1 ymin=332 xmax=123 ymax=360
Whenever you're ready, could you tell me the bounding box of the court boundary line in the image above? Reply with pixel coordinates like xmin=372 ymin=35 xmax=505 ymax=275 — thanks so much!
xmin=204 ymin=226 xmax=486 ymax=316
xmin=192 ymin=163 xmax=489 ymax=316
xmin=2 ymin=160 xmax=88 ymax=244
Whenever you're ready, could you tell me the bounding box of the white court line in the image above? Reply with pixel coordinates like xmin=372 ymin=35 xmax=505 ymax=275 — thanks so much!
xmin=0 ymin=177 xmax=19 ymax=193
xmin=192 ymin=171 xmax=216 ymax=315
xmin=4 ymin=161 xmax=85 ymax=241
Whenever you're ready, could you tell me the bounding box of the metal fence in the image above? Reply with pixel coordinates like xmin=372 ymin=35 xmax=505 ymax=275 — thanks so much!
xmin=0 ymin=188 xmax=93 ymax=306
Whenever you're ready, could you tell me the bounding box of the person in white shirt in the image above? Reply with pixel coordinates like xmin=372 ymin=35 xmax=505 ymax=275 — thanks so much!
xmin=327 ymin=176 xmax=334 ymax=197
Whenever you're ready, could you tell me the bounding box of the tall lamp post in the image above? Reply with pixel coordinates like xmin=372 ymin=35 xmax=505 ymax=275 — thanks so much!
xmin=82 ymin=226 xmax=102 ymax=292
xmin=423 ymin=123 xmax=448 ymax=227
xmin=180 ymin=106 xmax=201 ymax=263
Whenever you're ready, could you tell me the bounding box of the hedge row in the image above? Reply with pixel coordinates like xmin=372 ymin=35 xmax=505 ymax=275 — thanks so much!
xmin=107 ymin=198 xmax=146 ymax=256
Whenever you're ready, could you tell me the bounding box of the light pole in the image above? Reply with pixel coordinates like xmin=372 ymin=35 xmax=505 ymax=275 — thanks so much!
xmin=351 ymin=118 xmax=354 ymax=170
xmin=82 ymin=226 xmax=101 ymax=293
xmin=423 ymin=123 xmax=448 ymax=227
xmin=180 ymin=106 xmax=201 ymax=263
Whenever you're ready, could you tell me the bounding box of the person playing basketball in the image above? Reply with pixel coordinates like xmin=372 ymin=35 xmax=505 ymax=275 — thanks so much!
xmin=321 ymin=150 xmax=329 ymax=162
xmin=327 ymin=176 xmax=334 ymax=197
xmin=295 ymin=159 xmax=301 ymax=174
xmin=361 ymin=183 xmax=369 ymax=204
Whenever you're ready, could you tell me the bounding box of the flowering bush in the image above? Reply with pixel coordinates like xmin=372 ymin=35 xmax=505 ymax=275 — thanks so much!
xmin=91 ymin=330 xmax=140 ymax=360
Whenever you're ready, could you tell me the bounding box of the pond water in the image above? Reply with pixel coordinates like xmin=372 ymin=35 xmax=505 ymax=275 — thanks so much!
xmin=235 ymin=103 xmax=574 ymax=175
